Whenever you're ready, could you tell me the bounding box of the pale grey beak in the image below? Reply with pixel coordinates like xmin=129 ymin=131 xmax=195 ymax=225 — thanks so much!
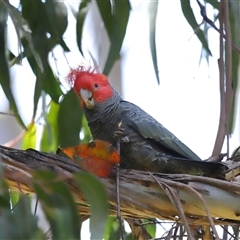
xmin=80 ymin=89 xmax=95 ymax=109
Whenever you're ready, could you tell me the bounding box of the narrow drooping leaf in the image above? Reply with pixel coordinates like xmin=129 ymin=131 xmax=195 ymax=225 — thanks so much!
xmin=58 ymin=90 xmax=83 ymax=147
xmin=9 ymin=191 xmax=20 ymax=208
xmin=42 ymin=64 xmax=63 ymax=103
xmin=227 ymin=2 xmax=240 ymax=134
xmin=76 ymin=0 xmax=91 ymax=55
xmin=227 ymin=51 xmax=239 ymax=134
xmin=32 ymin=71 xmax=42 ymax=120
xmin=103 ymin=0 xmax=131 ymax=75
xmin=74 ymin=172 xmax=108 ymax=240
xmin=81 ymin=115 xmax=92 ymax=143
xmin=96 ymin=0 xmax=113 ymax=39
xmin=180 ymin=0 xmax=212 ymax=56
xmin=33 ymin=171 xmax=80 ymax=240
xmin=149 ymin=1 xmax=160 ymax=84
xmin=4 ymin=0 xmax=43 ymax=72
xmin=22 ymin=123 xmax=37 ymax=149
xmin=103 ymin=216 xmax=126 ymax=240
xmin=0 ymin=196 xmax=45 ymax=239
xmin=0 ymin=176 xmax=10 ymax=209
xmin=20 ymin=0 xmax=63 ymax=106
xmin=45 ymin=0 xmax=69 ymax=51
xmin=143 ymin=219 xmax=156 ymax=238
xmin=41 ymin=101 xmax=60 ymax=152
xmin=0 ymin=2 xmax=26 ymax=128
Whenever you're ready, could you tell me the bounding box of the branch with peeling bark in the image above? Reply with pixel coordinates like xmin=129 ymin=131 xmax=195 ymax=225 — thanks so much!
xmin=1 ymin=144 xmax=240 ymax=231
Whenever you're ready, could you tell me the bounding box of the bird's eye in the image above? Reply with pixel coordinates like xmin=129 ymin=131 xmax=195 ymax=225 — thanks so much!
xmin=94 ymin=83 xmax=99 ymax=89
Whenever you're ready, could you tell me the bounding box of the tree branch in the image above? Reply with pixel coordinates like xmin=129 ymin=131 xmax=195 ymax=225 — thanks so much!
xmin=1 ymin=145 xmax=240 ymax=227
xmin=212 ymin=1 xmax=227 ymax=157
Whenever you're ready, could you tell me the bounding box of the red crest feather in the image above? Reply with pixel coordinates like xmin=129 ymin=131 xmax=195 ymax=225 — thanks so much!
xmin=66 ymin=65 xmax=96 ymax=87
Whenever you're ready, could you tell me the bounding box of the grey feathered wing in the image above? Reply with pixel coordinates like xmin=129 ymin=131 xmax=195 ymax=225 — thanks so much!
xmin=120 ymin=101 xmax=226 ymax=177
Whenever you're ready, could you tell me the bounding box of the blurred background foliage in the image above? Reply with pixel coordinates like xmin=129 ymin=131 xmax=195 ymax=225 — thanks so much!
xmin=0 ymin=0 xmax=240 ymax=239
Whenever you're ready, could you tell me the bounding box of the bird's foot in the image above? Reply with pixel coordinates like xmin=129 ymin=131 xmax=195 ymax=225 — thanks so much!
xmin=113 ymin=128 xmax=129 ymax=143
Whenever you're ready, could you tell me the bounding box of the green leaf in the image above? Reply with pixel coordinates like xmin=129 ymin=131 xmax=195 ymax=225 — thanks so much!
xmin=42 ymin=63 xmax=63 ymax=103
xmin=20 ymin=0 xmax=63 ymax=105
xmin=180 ymin=0 xmax=212 ymax=56
xmin=41 ymin=101 xmax=60 ymax=152
xmin=74 ymin=172 xmax=108 ymax=240
xmin=22 ymin=123 xmax=37 ymax=149
xmin=33 ymin=171 xmax=80 ymax=240
xmin=228 ymin=0 xmax=240 ymax=134
xmin=28 ymin=55 xmax=63 ymax=106
xmin=4 ymin=0 xmax=43 ymax=72
xmin=227 ymin=51 xmax=239 ymax=134
xmin=81 ymin=115 xmax=92 ymax=143
xmin=76 ymin=0 xmax=91 ymax=55
xmin=58 ymin=90 xmax=83 ymax=147
xmin=0 ymin=180 xmax=11 ymax=209
xmin=0 ymin=159 xmax=9 ymax=200
xmin=96 ymin=0 xmax=113 ymax=39
xmin=0 ymin=2 xmax=26 ymax=129
xmin=9 ymin=191 xmax=20 ymax=208
xmin=103 ymin=216 xmax=126 ymax=240
xmin=231 ymin=145 xmax=240 ymax=159
xmin=143 ymin=219 xmax=156 ymax=238
xmin=149 ymin=1 xmax=160 ymax=84
xmin=0 ymin=196 xmax=45 ymax=239
xmin=32 ymin=72 xmax=42 ymax=119
xmin=103 ymin=0 xmax=131 ymax=75
xmin=45 ymin=0 xmax=69 ymax=51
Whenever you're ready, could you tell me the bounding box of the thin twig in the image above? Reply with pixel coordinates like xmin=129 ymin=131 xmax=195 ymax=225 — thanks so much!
xmin=0 ymin=112 xmax=15 ymax=116
xmin=116 ymin=162 xmax=124 ymax=239
xmin=196 ymin=0 xmax=240 ymax=55
xmin=4 ymin=130 xmax=26 ymax=147
xmin=152 ymin=172 xmax=220 ymax=239
xmin=180 ymin=183 xmax=220 ymax=239
xmin=149 ymin=172 xmax=195 ymax=239
xmin=116 ymin=124 xmax=124 ymax=240
xmin=34 ymin=198 xmax=38 ymax=215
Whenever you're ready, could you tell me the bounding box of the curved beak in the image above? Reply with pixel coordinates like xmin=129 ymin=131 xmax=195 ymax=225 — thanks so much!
xmin=80 ymin=89 xmax=94 ymax=109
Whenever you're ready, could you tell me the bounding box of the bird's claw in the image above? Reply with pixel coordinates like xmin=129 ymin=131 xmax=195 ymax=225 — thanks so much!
xmin=113 ymin=128 xmax=129 ymax=143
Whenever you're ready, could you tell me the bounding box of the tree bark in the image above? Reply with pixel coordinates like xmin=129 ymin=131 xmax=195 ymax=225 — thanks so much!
xmin=1 ymin=145 xmax=240 ymax=227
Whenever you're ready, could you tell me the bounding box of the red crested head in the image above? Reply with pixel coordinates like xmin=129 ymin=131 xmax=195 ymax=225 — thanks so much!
xmin=67 ymin=66 xmax=113 ymax=109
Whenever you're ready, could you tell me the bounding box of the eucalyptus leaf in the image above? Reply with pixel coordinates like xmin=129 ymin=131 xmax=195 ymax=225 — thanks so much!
xmin=58 ymin=90 xmax=83 ymax=147
xmin=228 ymin=1 xmax=240 ymax=134
xmin=0 ymin=2 xmax=26 ymax=128
xmin=22 ymin=123 xmax=37 ymax=149
xmin=180 ymin=0 xmax=212 ymax=56
xmin=45 ymin=0 xmax=69 ymax=51
xmin=143 ymin=219 xmax=156 ymax=238
xmin=77 ymin=0 xmax=91 ymax=55
xmin=103 ymin=216 xmax=125 ymax=240
xmin=41 ymin=101 xmax=60 ymax=152
xmin=103 ymin=0 xmax=131 ymax=75
xmin=74 ymin=172 xmax=108 ymax=240
xmin=96 ymin=0 xmax=113 ymax=39
xmin=33 ymin=171 xmax=81 ymax=240
xmin=149 ymin=1 xmax=160 ymax=84
xmin=0 ymin=196 xmax=45 ymax=239
xmin=4 ymin=0 xmax=43 ymax=72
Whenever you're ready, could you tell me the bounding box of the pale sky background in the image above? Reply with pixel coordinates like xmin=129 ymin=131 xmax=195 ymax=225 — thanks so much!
xmin=2 ymin=0 xmax=240 ymax=238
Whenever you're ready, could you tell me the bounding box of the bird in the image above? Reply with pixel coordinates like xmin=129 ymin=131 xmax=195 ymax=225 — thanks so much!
xmin=67 ymin=66 xmax=226 ymax=177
